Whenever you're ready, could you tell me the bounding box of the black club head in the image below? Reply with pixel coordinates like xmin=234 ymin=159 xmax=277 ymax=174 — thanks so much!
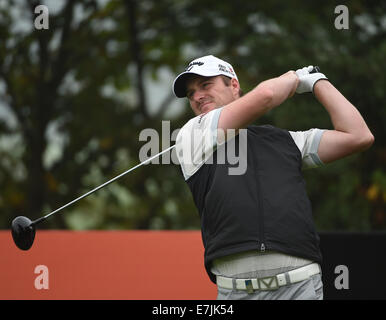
xmin=11 ymin=216 xmax=36 ymax=251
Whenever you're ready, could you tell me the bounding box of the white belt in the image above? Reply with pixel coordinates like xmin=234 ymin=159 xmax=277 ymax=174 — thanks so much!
xmin=216 ymin=263 xmax=321 ymax=292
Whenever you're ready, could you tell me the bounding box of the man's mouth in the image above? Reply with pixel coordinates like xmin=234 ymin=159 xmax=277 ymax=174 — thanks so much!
xmin=199 ymin=101 xmax=213 ymax=111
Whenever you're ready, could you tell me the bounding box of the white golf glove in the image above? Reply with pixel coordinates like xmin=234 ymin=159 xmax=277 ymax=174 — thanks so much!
xmin=295 ymin=65 xmax=328 ymax=94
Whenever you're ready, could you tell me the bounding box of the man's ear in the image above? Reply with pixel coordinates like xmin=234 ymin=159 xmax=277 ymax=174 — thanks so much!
xmin=231 ymin=78 xmax=241 ymax=98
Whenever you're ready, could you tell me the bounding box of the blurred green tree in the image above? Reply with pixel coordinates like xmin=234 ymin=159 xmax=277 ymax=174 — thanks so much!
xmin=0 ymin=0 xmax=198 ymax=230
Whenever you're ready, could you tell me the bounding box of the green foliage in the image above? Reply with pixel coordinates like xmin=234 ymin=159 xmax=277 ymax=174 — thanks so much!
xmin=0 ymin=0 xmax=384 ymax=231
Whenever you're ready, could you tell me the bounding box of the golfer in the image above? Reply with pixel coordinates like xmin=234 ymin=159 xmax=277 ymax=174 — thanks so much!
xmin=173 ymin=55 xmax=374 ymax=300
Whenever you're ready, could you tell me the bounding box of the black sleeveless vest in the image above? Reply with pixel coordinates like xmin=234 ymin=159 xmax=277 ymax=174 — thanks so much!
xmin=186 ymin=125 xmax=322 ymax=283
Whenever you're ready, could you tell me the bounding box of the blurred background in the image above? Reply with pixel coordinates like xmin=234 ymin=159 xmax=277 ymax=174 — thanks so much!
xmin=0 ymin=0 xmax=385 ymax=232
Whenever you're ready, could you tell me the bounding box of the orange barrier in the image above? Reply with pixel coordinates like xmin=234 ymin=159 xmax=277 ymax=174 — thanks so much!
xmin=0 ymin=230 xmax=217 ymax=300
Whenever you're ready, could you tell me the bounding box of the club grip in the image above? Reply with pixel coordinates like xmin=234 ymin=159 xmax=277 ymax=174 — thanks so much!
xmin=310 ymin=66 xmax=320 ymax=73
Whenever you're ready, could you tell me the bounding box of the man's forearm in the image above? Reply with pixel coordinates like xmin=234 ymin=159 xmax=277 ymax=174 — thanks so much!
xmin=314 ymin=80 xmax=374 ymax=162
xmin=217 ymin=71 xmax=299 ymax=134
xmin=314 ymin=80 xmax=373 ymax=139
xmin=257 ymin=71 xmax=299 ymax=109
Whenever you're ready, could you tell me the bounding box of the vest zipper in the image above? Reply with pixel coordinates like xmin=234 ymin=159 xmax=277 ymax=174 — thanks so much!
xmin=253 ymin=145 xmax=266 ymax=253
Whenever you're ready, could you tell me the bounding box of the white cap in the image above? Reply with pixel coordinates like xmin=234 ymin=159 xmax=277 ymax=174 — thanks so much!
xmin=172 ymin=55 xmax=238 ymax=98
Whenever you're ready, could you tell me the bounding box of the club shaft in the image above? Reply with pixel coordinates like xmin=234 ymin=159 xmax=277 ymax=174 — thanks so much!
xmin=311 ymin=66 xmax=320 ymax=73
xmin=30 ymin=67 xmax=321 ymax=227
xmin=36 ymin=145 xmax=176 ymax=224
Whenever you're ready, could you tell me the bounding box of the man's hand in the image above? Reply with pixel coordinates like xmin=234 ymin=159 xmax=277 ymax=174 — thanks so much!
xmin=296 ymin=66 xmax=328 ymax=94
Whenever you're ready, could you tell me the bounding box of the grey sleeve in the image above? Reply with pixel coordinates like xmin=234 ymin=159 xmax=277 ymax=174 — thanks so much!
xmin=176 ymin=108 xmax=223 ymax=180
xmin=289 ymin=129 xmax=326 ymax=169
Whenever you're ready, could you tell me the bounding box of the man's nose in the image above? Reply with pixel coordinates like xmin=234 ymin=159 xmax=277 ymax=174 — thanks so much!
xmin=192 ymin=89 xmax=205 ymax=102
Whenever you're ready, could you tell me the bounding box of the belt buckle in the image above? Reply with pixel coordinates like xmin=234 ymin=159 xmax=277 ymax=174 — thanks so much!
xmin=258 ymin=276 xmax=279 ymax=291
xmin=245 ymin=280 xmax=254 ymax=294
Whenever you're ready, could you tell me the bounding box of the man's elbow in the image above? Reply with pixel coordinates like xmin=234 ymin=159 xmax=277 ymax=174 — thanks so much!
xmin=356 ymin=131 xmax=375 ymax=151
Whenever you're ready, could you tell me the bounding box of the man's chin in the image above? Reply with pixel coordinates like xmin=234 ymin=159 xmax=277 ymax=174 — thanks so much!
xmin=200 ymin=104 xmax=216 ymax=114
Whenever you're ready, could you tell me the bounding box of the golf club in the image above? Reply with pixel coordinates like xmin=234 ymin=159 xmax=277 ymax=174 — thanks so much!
xmin=11 ymin=145 xmax=175 ymax=250
xmin=11 ymin=66 xmax=322 ymax=251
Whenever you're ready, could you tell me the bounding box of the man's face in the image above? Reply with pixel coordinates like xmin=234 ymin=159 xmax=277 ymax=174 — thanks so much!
xmin=186 ymin=75 xmax=239 ymax=116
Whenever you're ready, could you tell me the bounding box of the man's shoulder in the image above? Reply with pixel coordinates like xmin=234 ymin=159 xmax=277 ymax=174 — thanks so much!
xmin=180 ymin=109 xmax=222 ymax=132
xmin=247 ymin=124 xmax=290 ymax=135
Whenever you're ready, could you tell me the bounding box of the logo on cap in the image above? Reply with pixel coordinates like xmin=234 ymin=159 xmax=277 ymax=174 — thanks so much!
xmin=218 ymin=64 xmax=235 ymax=77
xmin=186 ymin=61 xmax=204 ymax=72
